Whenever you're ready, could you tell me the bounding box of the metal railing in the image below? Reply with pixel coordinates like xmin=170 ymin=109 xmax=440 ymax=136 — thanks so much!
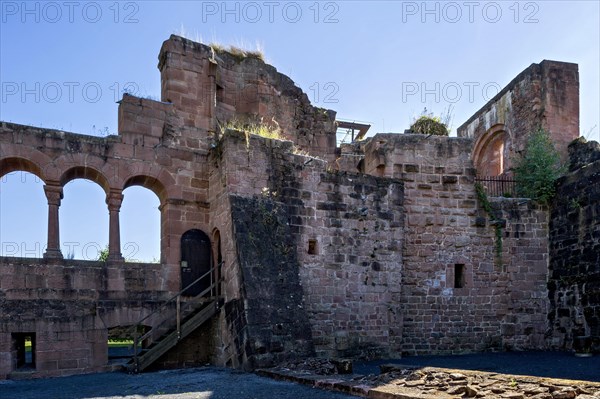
xmin=475 ymin=176 xmax=516 ymax=198
xmin=128 ymin=263 xmax=221 ymax=370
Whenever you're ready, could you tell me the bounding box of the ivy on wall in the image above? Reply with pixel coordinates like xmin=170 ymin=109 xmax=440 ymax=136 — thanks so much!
xmin=475 ymin=183 xmax=503 ymax=266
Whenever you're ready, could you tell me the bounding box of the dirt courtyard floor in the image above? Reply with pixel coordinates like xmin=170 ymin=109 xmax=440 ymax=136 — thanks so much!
xmin=0 ymin=367 xmax=356 ymax=399
xmin=1 ymin=351 xmax=598 ymax=399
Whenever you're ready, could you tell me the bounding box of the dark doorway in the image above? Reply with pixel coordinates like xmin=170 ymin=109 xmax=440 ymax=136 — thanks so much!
xmin=12 ymin=333 xmax=35 ymax=370
xmin=180 ymin=229 xmax=212 ymax=296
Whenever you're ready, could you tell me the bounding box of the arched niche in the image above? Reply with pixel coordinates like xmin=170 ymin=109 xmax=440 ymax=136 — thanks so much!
xmin=472 ymin=124 xmax=508 ymax=177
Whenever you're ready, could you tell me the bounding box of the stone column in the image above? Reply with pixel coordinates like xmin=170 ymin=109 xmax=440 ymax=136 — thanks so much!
xmin=107 ymin=190 xmax=124 ymax=262
xmin=43 ymin=184 xmax=63 ymax=259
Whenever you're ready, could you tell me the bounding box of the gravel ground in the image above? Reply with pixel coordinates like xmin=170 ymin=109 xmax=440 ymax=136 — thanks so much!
xmin=0 ymin=367 xmax=356 ymax=399
xmin=355 ymin=351 xmax=600 ymax=382
xmin=2 ymin=352 xmax=598 ymax=399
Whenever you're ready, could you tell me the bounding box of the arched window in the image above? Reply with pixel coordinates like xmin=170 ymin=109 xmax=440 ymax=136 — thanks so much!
xmin=0 ymin=171 xmax=46 ymax=258
xmin=60 ymin=179 xmax=108 ymax=260
xmin=120 ymin=186 xmax=160 ymax=262
xmin=122 ymin=175 xmax=168 ymax=263
xmin=473 ymin=125 xmax=508 ymax=177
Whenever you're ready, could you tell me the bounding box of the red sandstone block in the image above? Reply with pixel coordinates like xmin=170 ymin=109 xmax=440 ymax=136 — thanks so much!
xmin=38 ymin=360 xmax=58 ymax=371
xmin=147 ymin=127 xmax=163 ymax=141
xmin=58 ymin=359 xmax=79 ymax=369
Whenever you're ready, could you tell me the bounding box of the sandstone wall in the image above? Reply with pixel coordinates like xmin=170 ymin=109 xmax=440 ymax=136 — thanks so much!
xmin=158 ymin=35 xmax=338 ymax=161
xmin=0 ymin=258 xmax=172 ymax=379
xmin=548 ymin=139 xmax=600 ymax=351
xmin=215 ymin=130 xmax=404 ymax=361
xmin=1 ymin=35 xmax=584 ymax=379
xmin=362 ymin=133 xmax=549 ymax=354
xmin=457 ymin=60 xmax=579 ymax=173
xmin=0 ymin=33 xmax=341 ymax=377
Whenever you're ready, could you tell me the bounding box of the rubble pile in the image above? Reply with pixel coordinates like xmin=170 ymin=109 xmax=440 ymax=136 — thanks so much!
xmin=260 ymin=363 xmax=600 ymax=399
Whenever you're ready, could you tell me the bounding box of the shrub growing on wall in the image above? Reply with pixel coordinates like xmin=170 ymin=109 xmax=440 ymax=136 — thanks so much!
xmin=513 ymin=128 xmax=565 ymax=204
xmin=409 ymin=115 xmax=449 ymax=136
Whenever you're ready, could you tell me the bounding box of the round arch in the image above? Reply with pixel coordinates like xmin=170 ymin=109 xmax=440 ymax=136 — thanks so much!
xmin=120 ymin=185 xmax=161 ymax=262
xmin=0 ymin=157 xmax=46 ymax=182
xmin=123 ymin=175 xmax=168 ymax=205
xmin=472 ymin=124 xmax=508 ymax=177
xmin=60 ymin=166 xmax=110 ymax=195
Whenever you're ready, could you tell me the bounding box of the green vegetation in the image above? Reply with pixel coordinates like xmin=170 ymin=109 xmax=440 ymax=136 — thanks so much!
xmin=475 ymin=182 xmax=503 ymax=266
xmin=108 ymin=339 xmax=134 ymax=348
xmin=98 ymin=245 xmax=109 ymax=262
xmin=513 ymin=128 xmax=565 ymax=204
xmin=221 ymin=118 xmax=284 ymax=149
xmin=409 ymin=108 xmax=452 ymax=136
xmin=223 ymin=118 xmax=282 ymax=140
xmin=410 ymin=115 xmax=449 ymax=136
xmin=209 ymin=43 xmax=265 ymax=62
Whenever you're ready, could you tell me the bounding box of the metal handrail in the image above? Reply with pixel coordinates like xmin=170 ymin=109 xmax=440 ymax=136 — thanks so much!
xmin=475 ymin=176 xmax=517 ymax=198
xmin=129 ymin=262 xmax=222 ymax=371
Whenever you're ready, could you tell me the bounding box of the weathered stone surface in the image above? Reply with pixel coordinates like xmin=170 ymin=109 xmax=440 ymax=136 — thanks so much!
xmin=458 ymin=60 xmax=579 ymax=168
xmin=0 ymin=33 xmax=594 ymax=381
xmin=260 ymin=364 xmax=600 ymax=399
xmin=568 ymin=138 xmax=600 ymax=172
xmin=548 ymin=142 xmax=600 ymax=352
xmin=229 ymin=196 xmax=315 ymax=368
xmin=357 ymin=134 xmax=550 ymax=354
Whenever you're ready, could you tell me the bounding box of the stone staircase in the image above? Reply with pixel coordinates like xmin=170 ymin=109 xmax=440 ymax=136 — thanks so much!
xmin=125 ymin=266 xmax=220 ymax=373
xmin=126 ymin=299 xmax=219 ymax=373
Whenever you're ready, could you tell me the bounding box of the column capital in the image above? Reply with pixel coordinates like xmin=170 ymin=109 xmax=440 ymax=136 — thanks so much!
xmin=43 ymin=184 xmax=63 ymax=206
xmin=106 ymin=190 xmax=124 ymax=211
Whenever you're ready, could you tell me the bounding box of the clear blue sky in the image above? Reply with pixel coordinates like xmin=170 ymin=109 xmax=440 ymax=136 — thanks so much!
xmin=1 ymin=1 xmax=599 ymax=260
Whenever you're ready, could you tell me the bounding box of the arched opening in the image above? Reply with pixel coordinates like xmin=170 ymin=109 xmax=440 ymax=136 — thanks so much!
xmin=123 ymin=176 xmax=167 ymax=205
xmin=120 ymin=186 xmax=160 ymax=263
xmin=473 ymin=125 xmax=508 ymax=177
xmin=60 ymin=166 xmax=110 ymax=194
xmin=0 ymin=157 xmax=44 ymax=180
xmin=121 ymin=175 xmax=167 ymax=262
xmin=0 ymin=171 xmax=46 ymax=258
xmin=60 ymin=179 xmax=108 ymax=260
xmin=180 ymin=229 xmax=212 ymax=297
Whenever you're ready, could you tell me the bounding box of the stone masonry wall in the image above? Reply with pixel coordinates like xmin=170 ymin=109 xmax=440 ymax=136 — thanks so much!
xmin=548 ymin=139 xmax=600 ymax=351
xmin=215 ymin=130 xmax=404 ymax=361
xmin=0 ymin=258 xmax=172 ymax=379
xmin=229 ymin=196 xmax=315 ymax=369
xmin=158 ymin=35 xmax=338 ymax=162
xmin=362 ymin=133 xmax=549 ymax=354
xmin=457 ymin=60 xmax=579 ymax=170
xmin=1 ymin=34 xmax=583 ymax=379
xmin=0 ymin=34 xmax=341 ymax=377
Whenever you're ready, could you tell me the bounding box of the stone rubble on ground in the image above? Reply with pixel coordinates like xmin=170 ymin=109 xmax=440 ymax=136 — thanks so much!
xmin=260 ymin=362 xmax=600 ymax=399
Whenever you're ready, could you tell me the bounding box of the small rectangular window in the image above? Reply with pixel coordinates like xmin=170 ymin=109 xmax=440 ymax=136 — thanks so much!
xmin=308 ymin=239 xmax=318 ymax=255
xmin=454 ymin=264 xmax=465 ymax=288
xmin=12 ymin=333 xmax=36 ymax=370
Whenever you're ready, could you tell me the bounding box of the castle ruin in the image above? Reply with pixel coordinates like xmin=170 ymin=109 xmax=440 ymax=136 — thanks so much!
xmin=0 ymin=35 xmax=598 ymax=379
